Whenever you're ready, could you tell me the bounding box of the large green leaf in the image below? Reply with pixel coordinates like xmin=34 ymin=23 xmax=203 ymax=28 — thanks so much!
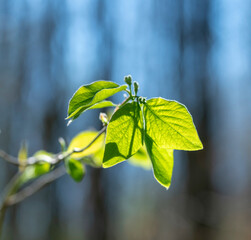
xmin=128 ymin=146 xmax=152 ymax=170
xmin=145 ymin=135 xmax=174 ymax=188
xmin=103 ymin=102 xmax=143 ymax=168
xmin=65 ymin=158 xmax=85 ymax=182
xmin=67 ymin=81 xmax=127 ymax=121
xmin=144 ymin=98 xmax=203 ymax=150
xmin=68 ymin=131 xmax=105 ymax=159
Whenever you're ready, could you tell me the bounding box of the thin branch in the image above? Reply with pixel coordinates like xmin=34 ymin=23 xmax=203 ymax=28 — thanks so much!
xmin=0 ymin=172 xmax=22 ymax=236
xmin=0 ymin=150 xmax=20 ymax=166
xmin=56 ymin=125 xmax=107 ymax=160
xmin=0 ymin=126 xmax=107 ymax=167
xmin=5 ymin=165 xmax=66 ymax=206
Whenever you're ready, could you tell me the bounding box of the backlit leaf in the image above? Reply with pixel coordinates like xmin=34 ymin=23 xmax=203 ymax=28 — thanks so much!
xmin=19 ymin=163 xmax=51 ymax=186
xmin=65 ymin=158 xmax=85 ymax=182
xmin=103 ymin=102 xmax=143 ymax=168
xmin=67 ymin=81 xmax=127 ymax=122
xmin=144 ymin=97 xmax=203 ymax=150
xmin=145 ymin=135 xmax=174 ymax=189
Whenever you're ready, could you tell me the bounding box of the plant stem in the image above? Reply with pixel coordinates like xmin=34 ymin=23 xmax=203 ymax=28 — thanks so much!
xmin=58 ymin=125 xmax=107 ymax=160
xmin=0 ymin=172 xmax=21 ymax=237
xmin=6 ymin=165 xmax=65 ymax=206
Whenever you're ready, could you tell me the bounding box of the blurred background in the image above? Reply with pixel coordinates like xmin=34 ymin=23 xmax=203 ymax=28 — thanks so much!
xmin=0 ymin=0 xmax=250 ymax=239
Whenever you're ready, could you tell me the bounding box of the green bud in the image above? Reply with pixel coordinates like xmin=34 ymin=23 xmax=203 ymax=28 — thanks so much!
xmin=134 ymin=81 xmax=139 ymax=95
xmin=124 ymin=75 xmax=132 ymax=86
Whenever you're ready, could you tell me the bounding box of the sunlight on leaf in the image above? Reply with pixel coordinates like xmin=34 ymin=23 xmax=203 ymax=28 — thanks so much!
xmin=67 ymin=81 xmax=126 ymax=122
xmin=145 ymin=135 xmax=174 ymax=189
xmin=103 ymin=102 xmax=143 ymax=168
xmin=144 ymin=97 xmax=203 ymax=150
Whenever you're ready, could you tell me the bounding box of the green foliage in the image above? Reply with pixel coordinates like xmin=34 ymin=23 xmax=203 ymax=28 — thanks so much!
xmin=18 ymin=150 xmax=52 ymax=186
xmin=144 ymin=98 xmax=203 ymax=150
xmin=145 ymin=135 xmax=173 ymax=188
xmin=4 ymin=77 xmax=203 ymax=191
xmin=0 ymin=77 xmax=204 ymax=236
xmin=103 ymin=102 xmax=143 ymax=168
xmin=65 ymin=78 xmax=203 ymax=188
xmin=19 ymin=163 xmax=51 ymax=186
xmin=65 ymin=158 xmax=85 ymax=182
xmin=67 ymin=81 xmax=126 ymax=124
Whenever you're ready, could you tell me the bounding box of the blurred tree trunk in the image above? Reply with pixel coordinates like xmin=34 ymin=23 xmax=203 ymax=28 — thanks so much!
xmin=85 ymin=0 xmax=114 ymax=239
xmin=177 ymin=1 xmax=215 ymax=240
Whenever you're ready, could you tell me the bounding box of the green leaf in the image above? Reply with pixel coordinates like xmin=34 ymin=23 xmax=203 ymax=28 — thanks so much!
xmin=128 ymin=146 xmax=152 ymax=170
xmin=18 ymin=150 xmax=53 ymax=186
xmin=144 ymin=97 xmax=203 ymax=150
xmin=68 ymin=131 xmax=105 ymax=159
xmin=145 ymin=135 xmax=174 ymax=189
xmin=19 ymin=163 xmax=51 ymax=186
xmin=65 ymin=158 xmax=85 ymax=182
xmin=67 ymin=81 xmax=127 ymax=122
xmin=103 ymin=102 xmax=143 ymax=168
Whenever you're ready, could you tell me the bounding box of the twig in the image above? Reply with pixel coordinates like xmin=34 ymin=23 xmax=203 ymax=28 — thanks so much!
xmin=0 ymin=126 xmax=107 ymax=167
xmin=0 ymin=172 xmax=22 ymax=237
xmin=5 ymin=165 xmax=66 ymax=206
xmin=56 ymin=125 xmax=107 ymax=160
xmin=0 ymin=150 xmax=20 ymax=166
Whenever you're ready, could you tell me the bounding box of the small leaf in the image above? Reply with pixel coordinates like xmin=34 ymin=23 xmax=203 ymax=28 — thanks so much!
xmin=68 ymin=131 xmax=105 ymax=159
xmin=103 ymin=102 xmax=143 ymax=168
xmin=145 ymin=135 xmax=174 ymax=189
xmin=144 ymin=97 xmax=203 ymax=150
xmin=128 ymin=146 xmax=152 ymax=170
xmin=19 ymin=163 xmax=51 ymax=186
xmin=18 ymin=142 xmax=28 ymax=172
xmin=67 ymin=81 xmax=126 ymax=122
xmin=18 ymin=150 xmax=53 ymax=186
xmin=65 ymin=158 xmax=85 ymax=182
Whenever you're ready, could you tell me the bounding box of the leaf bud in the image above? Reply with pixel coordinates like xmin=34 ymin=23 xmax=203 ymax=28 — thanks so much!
xmin=134 ymin=81 xmax=139 ymax=95
xmin=99 ymin=112 xmax=108 ymax=125
xmin=124 ymin=75 xmax=132 ymax=86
